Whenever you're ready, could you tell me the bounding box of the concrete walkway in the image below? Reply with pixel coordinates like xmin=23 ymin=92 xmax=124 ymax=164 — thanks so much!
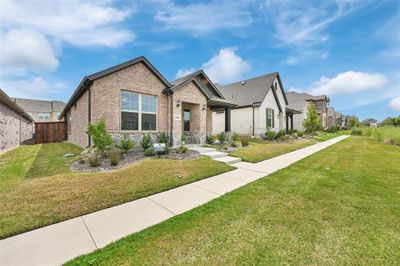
xmin=0 ymin=135 xmax=349 ymax=266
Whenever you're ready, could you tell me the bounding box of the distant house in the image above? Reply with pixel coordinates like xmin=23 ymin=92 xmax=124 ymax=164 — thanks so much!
xmin=362 ymin=118 xmax=378 ymax=128
xmin=60 ymin=56 xmax=234 ymax=148
xmin=13 ymin=98 xmax=66 ymax=122
xmin=286 ymin=92 xmax=330 ymax=131
xmin=0 ymin=90 xmax=34 ymax=153
xmin=216 ymin=73 xmax=289 ymax=136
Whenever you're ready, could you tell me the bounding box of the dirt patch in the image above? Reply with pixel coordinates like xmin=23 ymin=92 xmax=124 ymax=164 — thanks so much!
xmin=70 ymin=148 xmax=200 ymax=173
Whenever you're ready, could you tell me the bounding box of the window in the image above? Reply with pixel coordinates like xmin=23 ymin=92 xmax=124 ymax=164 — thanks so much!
xmin=183 ymin=109 xmax=190 ymax=131
xmin=121 ymin=91 xmax=157 ymax=131
xmin=266 ymin=108 xmax=274 ymax=129
xmin=55 ymin=112 xmax=61 ymax=119
xmin=39 ymin=112 xmax=50 ymax=120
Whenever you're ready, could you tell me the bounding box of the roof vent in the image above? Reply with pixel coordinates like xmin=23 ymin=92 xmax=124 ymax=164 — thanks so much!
xmin=241 ymin=81 xmax=246 ymax=85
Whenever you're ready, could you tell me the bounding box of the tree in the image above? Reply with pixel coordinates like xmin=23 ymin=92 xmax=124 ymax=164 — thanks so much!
xmin=87 ymin=118 xmax=113 ymax=156
xmin=304 ymin=103 xmax=320 ymax=134
xmin=381 ymin=116 xmax=400 ymax=127
xmin=348 ymin=115 xmax=360 ymax=128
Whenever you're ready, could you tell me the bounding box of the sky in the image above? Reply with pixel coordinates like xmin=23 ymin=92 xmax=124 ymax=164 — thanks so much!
xmin=0 ymin=0 xmax=399 ymax=121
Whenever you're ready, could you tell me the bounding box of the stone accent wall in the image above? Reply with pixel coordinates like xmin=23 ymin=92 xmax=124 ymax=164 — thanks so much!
xmin=0 ymin=102 xmax=33 ymax=153
xmin=91 ymin=62 xmax=168 ymax=134
xmin=172 ymin=82 xmax=207 ymax=145
xmin=67 ymin=89 xmax=89 ymax=147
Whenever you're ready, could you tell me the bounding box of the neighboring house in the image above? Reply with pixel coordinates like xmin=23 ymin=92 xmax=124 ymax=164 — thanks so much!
xmin=286 ymin=92 xmax=330 ymax=131
xmin=327 ymin=107 xmax=336 ymax=128
xmin=0 ymin=89 xmax=34 ymax=153
xmin=362 ymin=118 xmax=378 ymax=128
xmin=13 ymin=98 xmax=66 ymax=122
xmin=60 ymin=56 xmax=234 ymax=148
xmin=335 ymin=111 xmax=342 ymax=127
xmin=341 ymin=115 xmax=349 ymax=129
xmin=216 ymin=72 xmax=289 ymax=136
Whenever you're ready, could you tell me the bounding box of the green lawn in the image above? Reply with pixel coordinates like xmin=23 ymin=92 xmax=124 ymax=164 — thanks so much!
xmin=67 ymin=137 xmax=400 ymax=265
xmin=313 ymin=130 xmax=350 ymax=141
xmin=0 ymin=145 xmax=234 ymax=239
xmin=231 ymin=139 xmax=318 ymax=163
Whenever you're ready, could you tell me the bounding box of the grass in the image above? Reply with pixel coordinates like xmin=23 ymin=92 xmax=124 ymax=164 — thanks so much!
xmin=0 ymin=143 xmax=82 ymax=183
xmin=67 ymin=137 xmax=400 ymax=265
xmin=230 ymin=139 xmax=318 ymax=163
xmin=313 ymin=130 xmax=350 ymax=141
xmin=0 ymin=145 xmax=234 ymax=239
xmin=359 ymin=126 xmax=400 ymax=145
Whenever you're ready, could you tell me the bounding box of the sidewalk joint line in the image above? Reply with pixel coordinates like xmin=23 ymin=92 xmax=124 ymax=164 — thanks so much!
xmin=81 ymin=217 xmax=98 ymax=249
xmin=147 ymin=197 xmax=177 ymax=215
xmin=189 ymin=183 xmax=223 ymax=196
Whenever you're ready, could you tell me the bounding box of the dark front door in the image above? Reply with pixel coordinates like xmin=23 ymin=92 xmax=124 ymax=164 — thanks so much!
xmin=183 ymin=109 xmax=190 ymax=132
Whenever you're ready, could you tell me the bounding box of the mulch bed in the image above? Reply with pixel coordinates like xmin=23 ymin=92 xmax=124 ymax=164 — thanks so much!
xmin=70 ymin=148 xmax=199 ymax=173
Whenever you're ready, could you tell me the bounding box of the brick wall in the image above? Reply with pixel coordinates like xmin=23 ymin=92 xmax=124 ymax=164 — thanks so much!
xmin=67 ymin=89 xmax=89 ymax=147
xmin=0 ymin=102 xmax=33 ymax=153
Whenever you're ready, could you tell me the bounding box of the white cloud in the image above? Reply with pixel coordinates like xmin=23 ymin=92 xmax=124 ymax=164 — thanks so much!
xmin=0 ymin=76 xmax=67 ymax=100
xmin=388 ymin=96 xmax=400 ymax=111
xmin=154 ymin=1 xmax=252 ymax=34
xmin=0 ymin=29 xmax=59 ymax=73
xmin=176 ymin=47 xmax=251 ymax=84
xmin=175 ymin=68 xmax=197 ymax=79
xmin=309 ymin=71 xmax=387 ymax=96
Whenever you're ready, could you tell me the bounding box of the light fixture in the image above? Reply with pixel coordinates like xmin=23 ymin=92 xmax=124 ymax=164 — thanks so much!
xmin=176 ymin=99 xmax=181 ymax=107
xmin=202 ymin=104 xmax=206 ymax=111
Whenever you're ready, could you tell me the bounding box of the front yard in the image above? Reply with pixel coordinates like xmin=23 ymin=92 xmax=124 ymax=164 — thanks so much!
xmin=68 ymin=137 xmax=400 ymax=265
xmin=0 ymin=143 xmax=234 ymax=239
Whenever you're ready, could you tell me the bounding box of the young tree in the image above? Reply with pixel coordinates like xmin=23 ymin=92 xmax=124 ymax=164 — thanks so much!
xmin=304 ymin=103 xmax=320 ymax=134
xmin=87 ymin=118 xmax=113 ymax=156
xmin=348 ymin=115 xmax=360 ymax=128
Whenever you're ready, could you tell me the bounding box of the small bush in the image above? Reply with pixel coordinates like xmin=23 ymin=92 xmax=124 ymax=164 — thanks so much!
xmin=120 ymin=134 xmax=134 ymax=152
xmin=89 ymin=155 xmax=101 ymax=167
xmin=144 ymin=148 xmax=154 ymax=156
xmin=157 ymin=132 xmax=169 ymax=144
xmin=232 ymin=132 xmax=240 ymax=142
xmin=327 ymin=125 xmax=339 ymax=133
xmin=206 ymin=135 xmax=215 ymax=145
xmin=297 ymin=131 xmax=304 ymax=137
xmin=221 ymin=145 xmax=229 ymax=150
xmin=109 ymin=148 xmax=121 ymax=166
xmin=241 ymin=136 xmax=250 ymax=147
xmin=176 ymin=145 xmax=188 ymax=154
xmin=140 ymin=134 xmax=152 ymax=150
xmin=351 ymin=127 xmax=363 ymax=136
xmin=217 ymin=133 xmax=226 ymax=143
xmin=275 ymin=130 xmax=286 ymax=139
xmin=181 ymin=134 xmax=188 ymax=143
xmin=265 ymin=130 xmax=276 ymax=140
xmin=87 ymin=118 xmax=113 ymax=157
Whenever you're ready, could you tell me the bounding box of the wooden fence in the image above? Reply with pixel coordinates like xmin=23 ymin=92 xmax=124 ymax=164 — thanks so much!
xmin=35 ymin=122 xmax=66 ymax=144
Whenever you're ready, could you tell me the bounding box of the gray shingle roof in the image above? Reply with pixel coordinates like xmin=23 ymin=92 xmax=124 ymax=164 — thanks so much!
xmin=217 ymin=72 xmax=285 ymax=107
xmin=13 ymin=98 xmax=66 ymax=113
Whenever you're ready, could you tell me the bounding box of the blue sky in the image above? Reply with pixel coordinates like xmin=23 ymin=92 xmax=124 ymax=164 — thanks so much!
xmin=0 ymin=0 xmax=399 ymax=121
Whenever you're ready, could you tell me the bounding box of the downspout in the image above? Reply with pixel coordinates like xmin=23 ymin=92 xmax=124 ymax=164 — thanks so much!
xmin=168 ymin=92 xmax=174 ymax=146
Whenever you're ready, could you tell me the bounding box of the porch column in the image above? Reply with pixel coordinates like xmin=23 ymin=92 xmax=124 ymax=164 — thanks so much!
xmin=290 ymin=114 xmax=294 ymax=130
xmin=224 ymin=107 xmax=231 ymax=132
xmin=286 ymin=114 xmax=289 ymax=132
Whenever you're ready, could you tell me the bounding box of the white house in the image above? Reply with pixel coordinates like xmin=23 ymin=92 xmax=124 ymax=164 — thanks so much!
xmin=214 ymin=72 xmax=289 ymax=136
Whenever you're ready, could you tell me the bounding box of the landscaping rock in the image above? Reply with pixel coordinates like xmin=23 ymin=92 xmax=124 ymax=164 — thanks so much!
xmin=64 ymin=153 xmax=75 ymax=158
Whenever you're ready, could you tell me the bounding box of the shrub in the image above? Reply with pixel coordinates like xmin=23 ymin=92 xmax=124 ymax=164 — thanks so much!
xmin=217 ymin=133 xmax=226 ymax=143
xmin=157 ymin=132 xmax=169 ymax=144
xmin=89 ymin=155 xmax=100 ymax=167
xmin=221 ymin=145 xmax=229 ymax=150
xmin=265 ymin=130 xmax=276 ymax=140
xmin=275 ymin=130 xmax=286 ymax=139
xmin=120 ymin=134 xmax=134 ymax=152
xmin=297 ymin=131 xmax=304 ymax=137
xmin=144 ymin=148 xmax=154 ymax=156
xmin=232 ymin=132 xmax=240 ymax=142
xmin=181 ymin=134 xmax=188 ymax=143
xmin=351 ymin=127 xmax=363 ymax=136
xmin=87 ymin=118 xmax=113 ymax=157
xmin=327 ymin=125 xmax=339 ymax=133
xmin=140 ymin=134 xmax=152 ymax=150
xmin=176 ymin=145 xmax=187 ymax=154
xmin=206 ymin=135 xmax=215 ymax=145
xmin=109 ymin=148 xmax=121 ymax=166
xmin=241 ymin=136 xmax=250 ymax=147
xmin=364 ymin=127 xmax=372 ymax=137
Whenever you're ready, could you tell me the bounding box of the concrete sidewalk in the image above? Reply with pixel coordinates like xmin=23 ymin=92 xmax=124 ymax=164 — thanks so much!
xmin=0 ymin=135 xmax=349 ymax=266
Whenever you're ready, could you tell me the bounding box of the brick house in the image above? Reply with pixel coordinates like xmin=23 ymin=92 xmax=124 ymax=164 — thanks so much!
xmin=0 ymin=89 xmax=34 ymax=153
xmin=60 ymin=56 xmax=235 ymax=148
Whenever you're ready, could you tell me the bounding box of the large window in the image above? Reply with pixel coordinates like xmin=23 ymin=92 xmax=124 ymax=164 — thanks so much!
xmin=39 ymin=112 xmax=50 ymax=120
xmin=266 ymin=108 xmax=275 ymax=129
xmin=121 ymin=91 xmax=157 ymax=131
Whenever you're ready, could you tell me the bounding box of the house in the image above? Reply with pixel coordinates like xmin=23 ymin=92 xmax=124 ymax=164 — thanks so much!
xmin=362 ymin=118 xmax=378 ymax=128
xmin=335 ymin=111 xmax=342 ymax=127
xmin=286 ymin=92 xmax=330 ymax=131
xmin=60 ymin=56 xmax=235 ymax=148
xmin=341 ymin=115 xmax=349 ymax=129
xmin=216 ymin=72 xmax=289 ymax=136
xmin=327 ymin=107 xmax=336 ymax=128
xmin=0 ymin=89 xmax=34 ymax=153
xmin=13 ymin=98 xmax=66 ymax=122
